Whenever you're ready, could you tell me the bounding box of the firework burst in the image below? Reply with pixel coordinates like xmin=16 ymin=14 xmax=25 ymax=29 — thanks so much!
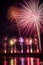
xmin=7 ymin=0 xmax=43 ymax=51
xmin=17 ymin=0 xmax=43 ymax=35
xmin=7 ymin=6 xmax=20 ymax=21
xmin=17 ymin=0 xmax=43 ymax=51
xmin=7 ymin=0 xmax=43 ymax=35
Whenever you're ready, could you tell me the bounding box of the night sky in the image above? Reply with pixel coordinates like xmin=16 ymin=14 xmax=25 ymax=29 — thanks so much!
xmin=0 ymin=0 xmax=43 ymax=51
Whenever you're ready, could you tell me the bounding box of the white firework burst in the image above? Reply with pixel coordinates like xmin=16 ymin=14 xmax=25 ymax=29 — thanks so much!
xmin=16 ymin=0 xmax=43 ymax=51
xmin=17 ymin=0 xmax=43 ymax=35
xmin=7 ymin=6 xmax=21 ymax=32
